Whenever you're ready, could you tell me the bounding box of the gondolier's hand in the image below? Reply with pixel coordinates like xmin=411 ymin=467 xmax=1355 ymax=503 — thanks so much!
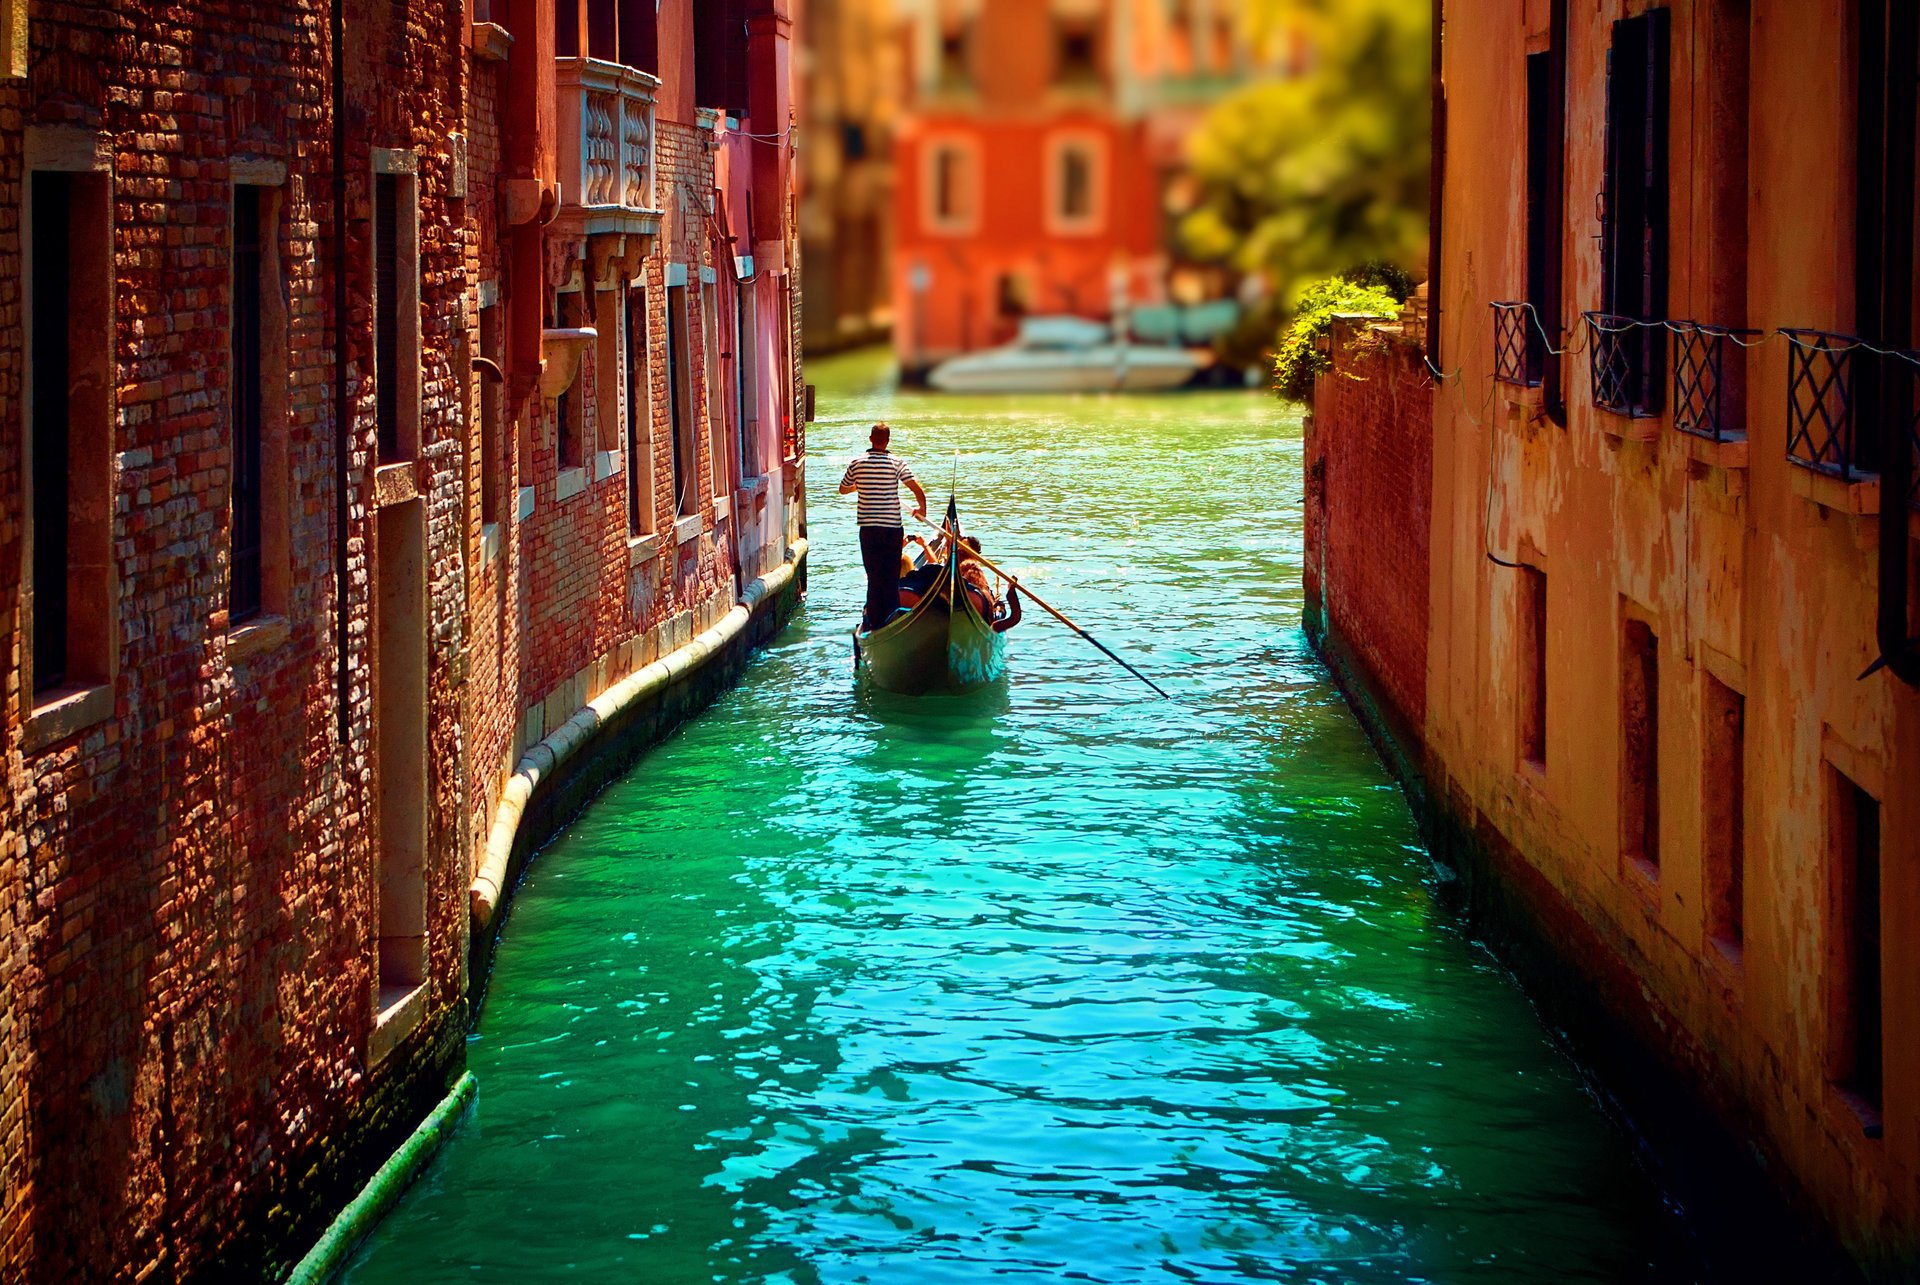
xmin=912 ymin=501 xmax=927 ymax=521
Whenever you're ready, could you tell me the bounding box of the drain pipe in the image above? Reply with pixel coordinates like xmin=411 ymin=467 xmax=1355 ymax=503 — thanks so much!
xmin=1872 ymin=6 xmax=1920 ymax=688
xmin=330 ymin=0 xmax=351 ymax=744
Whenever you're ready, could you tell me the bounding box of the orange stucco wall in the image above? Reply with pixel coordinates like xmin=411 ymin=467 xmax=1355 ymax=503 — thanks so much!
xmin=1418 ymin=0 xmax=1919 ymax=1269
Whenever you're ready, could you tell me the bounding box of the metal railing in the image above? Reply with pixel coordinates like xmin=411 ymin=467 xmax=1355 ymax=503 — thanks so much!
xmin=1491 ymin=302 xmax=1540 ymax=388
xmin=1783 ymin=329 xmax=1872 ymax=479
xmin=1583 ymin=312 xmax=1665 ymax=417
xmin=1670 ymin=321 xmax=1759 ymax=442
xmin=556 ymin=57 xmax=659 ymax=224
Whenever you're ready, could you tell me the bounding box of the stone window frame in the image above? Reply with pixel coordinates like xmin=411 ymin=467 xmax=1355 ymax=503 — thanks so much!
xmin=1044 ymin=130 xmax=1106 ymax=238
xmin=370 ymin=148 xmax=422 ymax=465
xmin=475 ymin=279 xmax=505 ymax=568
xmin=19 ymin=126 xmax=118 ymax=753
xmin=227 ymin=159 xmax=295 ymax=664
xmin=1 ymin=0 xmax=24 ymax=80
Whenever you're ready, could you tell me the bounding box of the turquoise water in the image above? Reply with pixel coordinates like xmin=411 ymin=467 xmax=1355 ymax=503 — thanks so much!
xmin=344 ymin=352 xmax=1686 ymax=1283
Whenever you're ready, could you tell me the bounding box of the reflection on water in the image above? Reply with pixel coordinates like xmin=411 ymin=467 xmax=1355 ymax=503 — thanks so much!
xmin=345 ymin=351 xmax=1691 ymax=1283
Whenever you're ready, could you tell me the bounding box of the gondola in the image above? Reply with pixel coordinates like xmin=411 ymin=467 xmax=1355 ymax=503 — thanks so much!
xmin=853 ymin=502 xmax=1008 ymax=695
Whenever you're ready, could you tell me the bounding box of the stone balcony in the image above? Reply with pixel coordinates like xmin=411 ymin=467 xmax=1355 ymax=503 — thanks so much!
xmin=555 ymin=55 xmax=661 ymax=240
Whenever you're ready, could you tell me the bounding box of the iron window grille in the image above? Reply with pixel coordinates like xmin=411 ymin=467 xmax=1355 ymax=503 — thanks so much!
xmin=1585 ymin=312 xmax=1664 ymax=417
xmin=1784 ymin=329 xmax=1873 ymax=479
xmin=1492 ymin=302 xmax=1541 ymax=387
xmin=1670 ymin=321 xmax=1758 ymax=442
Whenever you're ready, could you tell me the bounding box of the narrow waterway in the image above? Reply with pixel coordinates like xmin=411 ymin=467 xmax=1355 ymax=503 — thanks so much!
xmin=345 ymin=351 xmax=1688 ymax=1283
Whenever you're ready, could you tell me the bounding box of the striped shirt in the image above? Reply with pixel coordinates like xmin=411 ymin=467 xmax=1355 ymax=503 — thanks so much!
xmin=840 ymin=449 xmax=917 ymax=527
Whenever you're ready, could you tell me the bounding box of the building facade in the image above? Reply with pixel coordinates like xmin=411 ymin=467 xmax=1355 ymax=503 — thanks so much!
xmin=1308 ymin=0 xmax=1918 ymax=1274
xmin=795 ymin=0 xmax=899 ymax=353
xmin=890 ymin=0 xmax=1262 ymax=377
xmin=0 ymin=0 xmax=805 ymax=1278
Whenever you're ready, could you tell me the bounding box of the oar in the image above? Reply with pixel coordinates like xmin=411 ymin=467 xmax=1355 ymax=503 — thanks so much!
xmin=915 ymin=516 xmax=1169 ymax=699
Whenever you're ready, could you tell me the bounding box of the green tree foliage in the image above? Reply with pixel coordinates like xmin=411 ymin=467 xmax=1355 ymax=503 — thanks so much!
xmin=1182 ymin=0 xmax=1431 ymax=313
xmin=1271 ymin=274 xmax=1403 ymax=402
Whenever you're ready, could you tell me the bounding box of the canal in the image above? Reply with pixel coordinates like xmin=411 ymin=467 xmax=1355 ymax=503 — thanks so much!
xmin=344 ymin=351 xmax=1688 ymax=1283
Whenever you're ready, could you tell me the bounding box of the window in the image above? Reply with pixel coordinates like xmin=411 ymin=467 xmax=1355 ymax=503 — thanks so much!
xmin=624 ymin=284 xmax=653 ymax=535
xmin=1523 ymin=52 xmax=1555 ymax=388
xmin=375 ymin=500 xmax=428 ymax=1005
xmin=1854 ymin=0 xmax=1918 ymax=466
xmin=587 ymin=0 xmax=615 ymax=60
xmin=1702 ymin=675 xmax=1745 ymax=959
xmin=1828 ymin=768 xmax=1883 ymax=1125
xmin=231 ymin=186 xmax=266 ymax=621
xmin=554 ymin=290 xmax=583 ymax=471
xmin=735 ymin=287 xmax=757 ymax=481
xmin=26 ymin=164 xmax=114 ymax=701
xmin=937 ymin=22 xmax=971 ymax=92
xmin=1055 ymin=22 xmax=1100 ymax=86
xmin=1598 ymin=10 xmax=1670 ymax=415
xmin=695 ymin=0 xmax=748 ymax=115
xmin=556 ymin=0 xmax=579 ymax=57
xmin=926 ymin=142 xmax=975 ymax=233
xmin=228 ymin=177 xmax=289 ymax=628
xmin=618 ymin=0 xmax=658 ymax=73
xmin=372 ymin=164 xmax=420 ymax=461
xmin=702 ymin=278 xmax=729 ymax=500
xmin=667 ymin=282 xmax=695 ymax=516
xmin=1619 ymin=614 xmax=1660 ymax=877
xmin=1050 ymin=138 xmax=1102 ymax=233
xmin=1517 ymin=566 xmax=1548 ymax=771
xmin=479 ymin=302 xmax=502 ymax=527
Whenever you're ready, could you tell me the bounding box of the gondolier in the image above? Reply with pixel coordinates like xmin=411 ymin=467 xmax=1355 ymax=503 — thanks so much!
xmin=840 ymin=422 xmax=928 ymax=631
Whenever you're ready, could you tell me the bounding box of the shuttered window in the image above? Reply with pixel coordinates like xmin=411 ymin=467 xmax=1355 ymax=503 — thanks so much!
xmin=1600 ymin=9 xmax=1670 ymax=415
xmin=31 ymin=173 xmax=72 ymax=691
xmin=625 ymin=285 xmax=651 ymax=535
xmin=1524 ymin=53 xmax=1552 ymax=385
xmin=231 ymin=186 xmax=265 ymax=621
xmin=618 ymin=0 xmax=657 ymax=73
xmin=695 ymin=0 xmax=748 ymax=116
xmin=667 ymin=284 xmax=693 ymax=515
xmin=374 ymin=173 xmax=400 ymax=460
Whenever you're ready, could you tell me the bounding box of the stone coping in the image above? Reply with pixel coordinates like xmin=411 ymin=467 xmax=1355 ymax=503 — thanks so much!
xmin=284 ymin=1070 xmax=477 ymax=1285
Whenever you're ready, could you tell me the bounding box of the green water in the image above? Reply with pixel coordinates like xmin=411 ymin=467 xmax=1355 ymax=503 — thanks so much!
xmin=345 ymin=351 xmax=1689 ymax=1283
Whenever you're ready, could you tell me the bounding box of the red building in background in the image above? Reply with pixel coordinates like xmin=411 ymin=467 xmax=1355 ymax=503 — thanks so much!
xmin=892 ymin=0 xmax=1264 ymax=378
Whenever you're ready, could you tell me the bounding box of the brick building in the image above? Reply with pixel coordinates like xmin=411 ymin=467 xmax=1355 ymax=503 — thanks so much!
xmin=0 ymin=0 xmax=806 ymax=1278
xmin=1308 ymin=1 xmax=1918 ymax=1275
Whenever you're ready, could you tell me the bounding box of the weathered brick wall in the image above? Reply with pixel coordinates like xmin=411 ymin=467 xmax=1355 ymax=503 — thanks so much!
xmin=0 ymin=3 xmax=810 ymax=1278
xmin=0 ymin=0 xmax=471 ymax=1277
xmin=1304 ymin=315 xmax=1433 ymax=737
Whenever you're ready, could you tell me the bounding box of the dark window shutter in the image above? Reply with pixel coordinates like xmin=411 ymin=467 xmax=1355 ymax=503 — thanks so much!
xmin=1601 ymin=10 xmax=1668 ymax=415
xmin=231 ymin=187 xmax=264 ymax=620
xmin=31 ymin=173 xmax=72 ymax=691
xmin=625 ymin=286 xmax=647 ymax=534
xmin=695 ymin=0 xmax=748 ymax=116
xmin=618 ymin=0 xmax=657 ymax=73
xmin=588 ymin=0 xmax=616 ymax=60
xmin=375 ymin=173 xmax=399 ymax=460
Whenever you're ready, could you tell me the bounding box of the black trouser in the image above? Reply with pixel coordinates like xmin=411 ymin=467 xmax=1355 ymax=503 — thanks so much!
xmin=858 ymin=525 xmax=904 ymax=631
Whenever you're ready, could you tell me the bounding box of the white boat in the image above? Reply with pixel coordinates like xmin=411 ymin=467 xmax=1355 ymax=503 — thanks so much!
xmin=927 ymin=316 xmax=1203 ymax=393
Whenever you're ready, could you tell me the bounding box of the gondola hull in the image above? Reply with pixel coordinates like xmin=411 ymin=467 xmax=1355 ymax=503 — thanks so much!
xmin=855 ymin=561 xmax=1007 ymax=695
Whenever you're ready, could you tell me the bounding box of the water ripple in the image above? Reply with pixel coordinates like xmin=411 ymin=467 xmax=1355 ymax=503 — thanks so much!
xmin=346 ymin=353 xmax=1691 ymax=1285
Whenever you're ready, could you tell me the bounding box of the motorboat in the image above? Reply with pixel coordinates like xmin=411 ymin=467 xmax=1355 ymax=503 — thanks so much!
xmin=927 ymin=316 xmax=1203 ymax=393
